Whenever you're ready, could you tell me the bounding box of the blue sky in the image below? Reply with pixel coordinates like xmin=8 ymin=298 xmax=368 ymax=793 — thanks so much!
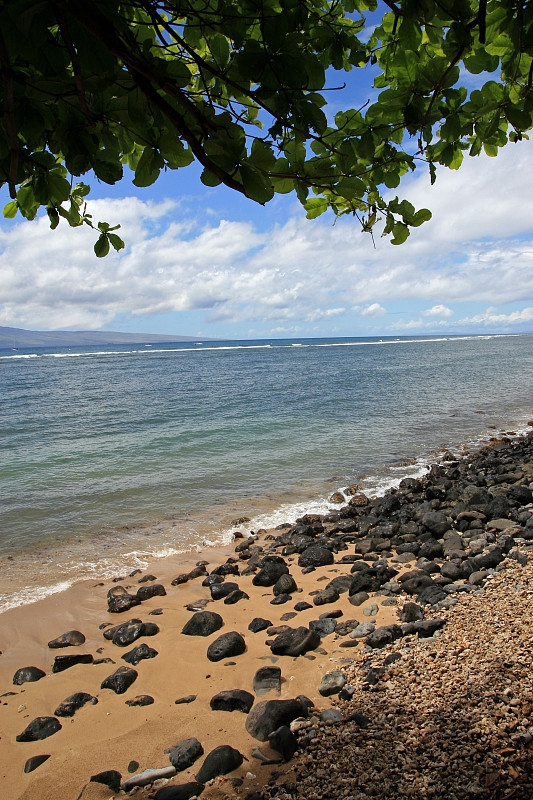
xmin=1 ymin=33 xmax=533 ymax=340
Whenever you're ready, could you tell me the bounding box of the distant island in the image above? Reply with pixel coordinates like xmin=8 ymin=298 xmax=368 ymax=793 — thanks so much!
xmin=0 ymin=325 xmax=214 ymax=348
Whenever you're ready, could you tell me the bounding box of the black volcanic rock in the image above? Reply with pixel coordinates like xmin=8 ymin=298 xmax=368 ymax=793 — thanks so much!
xmin=13 ymin=666 xmax=46 ymax=685
xmin=100 ymin=666 xmax=138 ymax=694
xmin=16 ymin=717 xmax=61 ymax=742
xmin=195 ymin=745 xmax=243 ymax=782
xmin=210 ymin=689 xmax=254 ymax=713
xmin=47 ymin=630 xmax=86 ymax=648
xmin=182 ymin=611 xmax=224 ymax=637
xmin=207 ymin=632 xmax=246 ymax=662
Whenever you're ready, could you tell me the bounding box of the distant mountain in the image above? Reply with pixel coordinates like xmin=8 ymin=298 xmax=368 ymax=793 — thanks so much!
xmin=0 ymin=325 xmax=214 ymax=348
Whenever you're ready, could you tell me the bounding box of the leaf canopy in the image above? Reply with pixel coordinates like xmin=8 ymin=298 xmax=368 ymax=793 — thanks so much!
xmin=1 ymin=0 xmax=532 ymax=250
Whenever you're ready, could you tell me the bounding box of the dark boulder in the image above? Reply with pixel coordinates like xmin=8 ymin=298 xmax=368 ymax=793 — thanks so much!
xmin=182 ymin=611 xmax=223 ymax=637
xmin=210 ymin=689 xmax=254 ymax=713
xmin=245 ymin=698 xmax=309 ymax=741
xmin=125 ymin=695 xmax=154 ymax=706
xmin=154 ymin=783 xmax=205 ymax=800
xmin=312 ymin=586 xmax=339 ymax=606
xmin=107 ymin=592 xmax=141 ymax=614
xmin=210 ymin=582 xmax=239 ymax=601
xmin=252 ymin=562 xmax=289 ymax=587
xmin=298 ymin=546 xmax=334 ymax=568
xmin=269 ymin=627 xmax=320 ymax=657
xmin=268 ymin=726 xmax=297 ymax=761
xmin=122 ymin=643 xmax=158 ymax=665
xmin=398 ymin=602 xmax=424 ymax=623
xmin=136 ymin=583 xmax=167 ymax=601
xmin=309 ymin=618 xmax=337 ymax=637
xmin=418 ymin=539 xmax=444 ymax=560
xmin=248 ymin=617 xmax=272 ymax=633
xmin=421 ymin=511 xmax=450 ymax=536
xmin=16 ymin=717 xmax=61 ymax=742
xmin=224 ymin=589 xmax=249 ymax=604
xmin=90 ymin=770 xmax=122 ymax=792
xmin=47 ymin=630 xmax=85 ymax=649
xmin=207 ymin=631 xmax=246 ymax=662
xmin=166 ymin=737 xmax=204 ymax=771
xmin=52 ymin=654 xmax=93 ymax=673
xmin=365 ymin=624 xmax=403 ymax=649
xmin=253 ymin=666 xmax=282 ymax=696
xmin=13 ymin=666 xmax=46 ymax=685
xmin=273 ymin=574 xmax=297 ymax=596
xmin=195 ymin=745 xmax=243 ymax=783
xmin=54 ymin=692 xmax=98 ymax=717
xmin=24 ymin=754 xmax=51 ymax=773
xmin=100 ymin=666 xmax=138 ymax=694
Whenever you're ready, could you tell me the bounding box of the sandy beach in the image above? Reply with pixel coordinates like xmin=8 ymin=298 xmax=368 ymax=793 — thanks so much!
xmin=1 ymin=428 xmax=533 ymax=800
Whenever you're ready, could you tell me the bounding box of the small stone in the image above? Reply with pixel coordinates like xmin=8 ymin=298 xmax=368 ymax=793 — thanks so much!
xmin=13 ymin=666 xmax=46 ymax=685
xmin=24 ymin=755 xmax=50 ymax=773
xmin=54 ymin=692 xmax=98 ymax=717
xmin=47 ymin=631 xmax=86 ymax=648
xmin=248 ymin=618 xmax=272 ymax=633
xmin=51 ymin=654 xmax=93 ymax=673
xmin=166 ymin=737 xmax=204 ymax=772
xmin=195 ymin=745 xmax=244 ymax=782
xmin=210 ymin=689 xmax=254 ymax=713
xmin=319 ymin=708 xmax=343 ymax=723
xmin=125 ymin=695 xmax=154 ymax=706
xmin=90 ymin=770 xmax=122 ymax=792
xmin=175 ymin=695 xmax=196 ymax=705
xmin=154 ymin=782 xmax=205 ymax=799
xmin=16 ymin=717 xmax=61 ymax=742
xmin=122 ymin=643 xmax=158 ymax=665
xmin=318 ymin=670 xmax=346 ymax=697
xmin=100 ymin=666 xmax=138 ymax=694
xmin=253 ymin=666 xmax=282 ymax=696
xmin=207 ymin=631 xmax=246 ymax=662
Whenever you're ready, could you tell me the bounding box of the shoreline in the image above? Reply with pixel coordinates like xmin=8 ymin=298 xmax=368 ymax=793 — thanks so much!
xmin=1 ymin=412 xmax=532 ymax=617
xmin=1 ymin=426 xmax=533 ymax=800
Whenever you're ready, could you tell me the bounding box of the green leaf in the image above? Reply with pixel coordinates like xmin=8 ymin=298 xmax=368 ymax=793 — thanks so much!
xmin=304 ymin=197 xmax=328 ymax=219
xmin=94 ymin=233 xmax=110 ymax=258
xmin=108 ymin=233 xmax=125 ymax=251
xmin=239 ymin=164 xmax=274 ymax=204
xmin=47 ymin=207 xmax=60 ymax=229
xmin=391 ymin=222 xmax=410 ymax=245
xmin=133 ymin=147 xmax=164 ymax=187
xmin=3 ymin=200 xmax=18 ymax=219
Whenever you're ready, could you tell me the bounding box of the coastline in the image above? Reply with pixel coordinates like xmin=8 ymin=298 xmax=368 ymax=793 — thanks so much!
xmin=1 ymin=425 xmax=533 ymax=799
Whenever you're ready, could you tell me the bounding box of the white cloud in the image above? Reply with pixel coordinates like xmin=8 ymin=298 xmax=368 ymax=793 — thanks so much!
xmin=1 ymin=138 xmax=533 ymax=332
xmin=360 ymin=303 xmax=386 ymax=317
xmin=422 ymin=304 xmax=454 ymax=318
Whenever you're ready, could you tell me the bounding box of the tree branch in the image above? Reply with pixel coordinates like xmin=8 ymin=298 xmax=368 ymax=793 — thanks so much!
xmin=0 ymin=30 xmax=19 ymax=198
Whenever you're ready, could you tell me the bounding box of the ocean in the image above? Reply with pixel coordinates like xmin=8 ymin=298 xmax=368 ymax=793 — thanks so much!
xmin=1 ymin=333 xmax=532 ymax=612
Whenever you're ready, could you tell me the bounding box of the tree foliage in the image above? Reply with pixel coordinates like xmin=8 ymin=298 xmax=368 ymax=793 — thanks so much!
xmin=1 ymin=0 xmax=532 ymax=254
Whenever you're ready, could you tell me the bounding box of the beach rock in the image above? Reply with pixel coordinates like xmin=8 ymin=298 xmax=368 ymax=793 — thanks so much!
xmin=365 ymin=624 xmax=403 ymax=649
xmin=421 ymin=511 xmax=450 ymax=536
xmin=401 ymin=574 xmax=436 ymax=595
xmin=334 ymin=619 xmax=360 ymax=636
xmin=440 ymin=561 xmax=463 ymax=581
xmin=271 ymin=593 xmax=291 ymax=605
xmin=294 ymin=601 xmax=313 ymax=611
xmin=248 ymin=617 xmax=272 ymax=633
xmin=418 ymin=538 xmax=445 ymax=560
xmin=195 ymin=745 xmax=244 ymax=782
xmin=122 ymin=643 xmax=158 ymax=665
xmin=309 ymin=618 xmax=337 ymax=637
xmin=136 ymin=583 xmax=167 ymax=601
xmin=91 ymin=770 xmax=122 ymax=792
xmin=54 ymin=692 xmax=98 ymax=717
xmin=319 ymin=708 xmax=343 ymax=723
xmin=166 ymin=737 xmax=204 ymax=772
xmin=174 ymin=695 xmax=196 ymax=705
xmin=326 ymin=575 xmax=353 ymax=594
xmin=313 ymin=586 xmax=339 ymax=606
xmin=13 ymin=666 xmax=46 ymax=685
xmin=16 ymin=717 xmax=62 ymax=742
xmin=269 ymin=627 xmax=320 ymax=657
xmin=318 ymin=671 xmax=346 ymax=697
xmin=273 ymin=574 xmax=297 ymax=596
xmin=246 ymin=698 xmax=309 ymax=741
xmin=253 ymin=666 xmax=282 ymax=695
xmin=298 ymin=546 xmax=334 ymax=568
xmin=125 ymin=695 xmax=154 ymax=706
xmin=24 ymin=754 xmax=50 ymax=773
xmin=252 ymin=562 xmax=289 ymax=587
xmin=100 ymin=666 xmax=138 ymax=694
xmin=47 ymin=630 xmax=86 ymax=649
xmin=122 ymin=766 xmax=177 ymax=790
xmin=413 ymin=618 xmax=446 ymax=637
xmin=210 ymin=582 xmax=239 ymax=601
xmin=417 ymin=585 xmax=447 ymax=605
xmin=210 ymin=689 xmax=254 ymax=713
xmin=348 ymin=591 xmax=370 ymax=607
xmin=399 ymin=602 xmax=424 ymax=623
xmin=154 ymin=783 xmax=205 ymax=800
xmin=268 ymin=726 xmax=297 ymax=761
xmin=207 ymin=631 xmax=246 ymax=662
xmin=52 ymin=654 xmax=93 ymax=673
xmin=182 ymin=611 xmax=223 ymax=637
xmin=349 ymin=622 xmax=375 ymax=638
xmin=224 ymin=589 xmax=249 ymax=604
xmin=107 ymin=592 xmax=141 ymax=614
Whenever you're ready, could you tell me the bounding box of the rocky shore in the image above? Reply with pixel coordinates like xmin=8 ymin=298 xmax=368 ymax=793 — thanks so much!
xmin=2 ymin=427 xmax=533 ymax=800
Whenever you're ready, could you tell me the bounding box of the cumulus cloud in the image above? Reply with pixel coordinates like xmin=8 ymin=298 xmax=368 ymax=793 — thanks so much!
xmin=360 ymin=303 xmax=387 ymax=317
xmin=1 ymin=138 xmax=533 ymax=332
xmin=422 ymin=304 xmax=454 ymax=318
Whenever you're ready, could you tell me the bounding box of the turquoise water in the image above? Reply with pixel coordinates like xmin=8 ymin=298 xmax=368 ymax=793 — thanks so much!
xmin=1 ymin=334 xmax=532 ymax=609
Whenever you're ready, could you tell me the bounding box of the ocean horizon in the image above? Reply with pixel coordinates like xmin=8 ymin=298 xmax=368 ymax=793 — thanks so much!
xmin=1 ymin=332 xmax=532 ymax=612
